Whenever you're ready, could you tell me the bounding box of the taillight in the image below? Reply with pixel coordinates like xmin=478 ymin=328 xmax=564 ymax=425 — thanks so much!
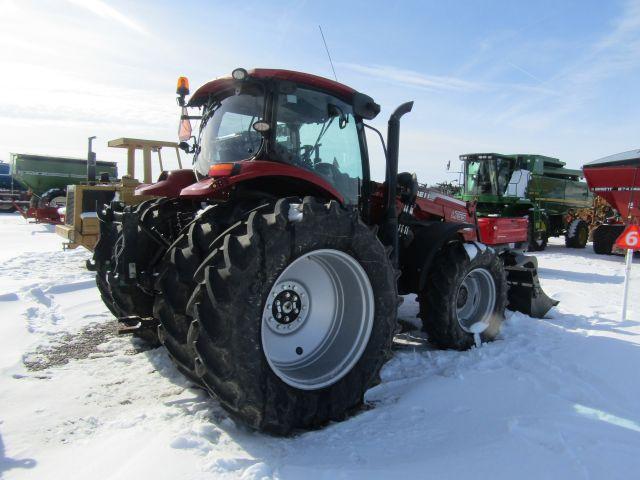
xmin=208 ymin=163 xmax=239 ymax=177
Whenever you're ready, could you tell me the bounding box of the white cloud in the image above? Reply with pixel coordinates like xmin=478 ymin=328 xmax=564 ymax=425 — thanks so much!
xmin=65 ymin=0 xmax=150 ymax=36
xmin=339 ymin=63 xmax=484 ymax=93
xmin=340 ymin=61 xmax=558 ymax=99
xmin=492 ymin=0 xmax=640 ymax=127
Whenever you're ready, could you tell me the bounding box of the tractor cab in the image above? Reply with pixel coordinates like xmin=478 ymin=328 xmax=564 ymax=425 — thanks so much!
xmin=460 ymin=153 xmax=522 ymax=199
xmin=178 ymin=68 xmax=380 ymax=205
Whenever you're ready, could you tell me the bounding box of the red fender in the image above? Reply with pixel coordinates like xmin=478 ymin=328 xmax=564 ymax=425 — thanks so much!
xmin=179 ymin=160 xmax=345 ymax=203
xmin=135 ymin=169 xmax=197 ymax=198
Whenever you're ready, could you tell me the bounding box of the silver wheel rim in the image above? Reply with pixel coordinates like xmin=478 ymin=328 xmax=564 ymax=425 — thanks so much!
xmin=456 ymin=268 xmax=496 ymax=334
xmin=50 ymin=196 xmax=66 ymax=207
xmin=261 ymin=249 xmax=374 ymax=390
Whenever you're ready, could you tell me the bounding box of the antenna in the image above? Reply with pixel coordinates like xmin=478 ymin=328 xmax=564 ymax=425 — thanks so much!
xmin=318 ymin=25 xmax=338 ymax=81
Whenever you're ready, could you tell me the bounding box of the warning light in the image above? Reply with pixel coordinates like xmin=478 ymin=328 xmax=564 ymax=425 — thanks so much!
xmin=176 ymin=76 xmax=190 ymax=96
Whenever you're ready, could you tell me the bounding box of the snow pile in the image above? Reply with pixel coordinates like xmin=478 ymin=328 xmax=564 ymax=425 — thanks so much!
xmin=1 ymin=212 xmax=639 ymax=479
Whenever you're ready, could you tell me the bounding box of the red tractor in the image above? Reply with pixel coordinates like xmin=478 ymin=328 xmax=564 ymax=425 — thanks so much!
xmin=92 ymin=68 xmax=555 ymax=434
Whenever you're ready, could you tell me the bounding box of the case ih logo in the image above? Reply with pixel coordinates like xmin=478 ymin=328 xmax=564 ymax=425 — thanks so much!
xmin=450 ymin=210 xmax=467 ymax=222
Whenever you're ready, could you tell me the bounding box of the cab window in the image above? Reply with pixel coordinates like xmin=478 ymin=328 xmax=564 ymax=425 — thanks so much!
xmin=273 ymin=88 xmax=364 ymax=203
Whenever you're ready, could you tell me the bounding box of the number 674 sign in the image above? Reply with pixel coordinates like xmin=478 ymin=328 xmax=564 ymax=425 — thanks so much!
xmin=616 ymin=225 xmax=640 ymax=250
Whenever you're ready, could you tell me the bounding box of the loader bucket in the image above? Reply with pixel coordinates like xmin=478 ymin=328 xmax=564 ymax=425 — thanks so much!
xmin=504 ymin=253 xmax=559 ymax=318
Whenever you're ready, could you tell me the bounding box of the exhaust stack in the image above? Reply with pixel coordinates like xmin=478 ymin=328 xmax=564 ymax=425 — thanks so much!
xmin=87 ymin=136 xmax=97 ymax=184
xmin=383 ymin=101 xmax=413 ymax=266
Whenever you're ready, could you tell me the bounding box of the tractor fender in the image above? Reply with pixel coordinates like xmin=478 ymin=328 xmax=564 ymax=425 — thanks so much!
xmin=136 ymin=169 xmax=197 ymax=198
xmin=399 ymin=220 xmax=475 ymax=294
xmin=178 ymin=160 xmax=344 ymax=203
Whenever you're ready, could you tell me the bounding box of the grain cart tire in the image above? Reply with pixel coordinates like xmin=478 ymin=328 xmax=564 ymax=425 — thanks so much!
xmin=419 ymin=241 xmax=507 ymax=350
xmin=41 ymin=187 xmax=67 ymax=207
xmin=527 ymin=213 xmax=548 ymax=252
xmin=565 ymin=219 xmax=589 ymax=248
xmin=186 ymin=197 xmax=398 ymax=435
xmin=592 ymin=224 xmax=625 ymax=255
xmin=0 ymin=196 xmax=15 ymax=212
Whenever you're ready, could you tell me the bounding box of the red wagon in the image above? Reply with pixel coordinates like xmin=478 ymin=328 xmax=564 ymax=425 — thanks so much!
xmin=583 ymin=150 xmax=640 ymax=254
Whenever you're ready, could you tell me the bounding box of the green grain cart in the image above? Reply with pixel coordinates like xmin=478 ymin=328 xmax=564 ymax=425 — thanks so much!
xmin=458 ymin=153 xmax=592 ymax=251
xmin=9 ymin=153 xmax=118 ymax=205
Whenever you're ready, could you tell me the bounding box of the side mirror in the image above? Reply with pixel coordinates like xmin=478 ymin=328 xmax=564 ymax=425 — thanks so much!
xmin=179 ymin=139 xmax=197 ymax=154
xmin=353 ymin=92 xmax=381 ymax=120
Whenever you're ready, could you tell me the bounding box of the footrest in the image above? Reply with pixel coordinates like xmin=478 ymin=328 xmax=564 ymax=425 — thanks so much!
xmin=117 ymin=316 xmax=159 ymax=335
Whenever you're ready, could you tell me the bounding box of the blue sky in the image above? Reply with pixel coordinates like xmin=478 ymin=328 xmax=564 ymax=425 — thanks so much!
xmin=0 ymin=0 xmax=638 ymax=183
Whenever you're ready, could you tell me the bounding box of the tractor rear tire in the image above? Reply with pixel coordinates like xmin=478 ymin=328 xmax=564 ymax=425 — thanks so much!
xmin=593 ymin=224 xmax=624 ymax=255
xmin=186 ymin=197 xmax=398 ymax=435
xmin=154 ymin=202 xmax=270 ymax=383
xmin=419 ymin=241 xmax=507 ymax=350
xmin=565 ymin=219 xmax=589 ymax=248
xmin=154 ymin=209 xmax=221 ymax=383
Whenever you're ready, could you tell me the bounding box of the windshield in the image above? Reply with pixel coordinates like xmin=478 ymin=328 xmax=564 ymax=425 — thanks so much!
xmin=194 ymin=86 xmax=265 ymax=176
xmin=465 ymin=159 xmax=496 ymax=195
xmin=496 ymin=157 xmax=514 ymax=194
xmin=273 ymin=88 xmax=364 ymax=204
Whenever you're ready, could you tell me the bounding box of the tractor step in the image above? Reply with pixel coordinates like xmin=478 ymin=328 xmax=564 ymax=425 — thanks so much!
xmin=117 ymin=316 xmax=159 ymax=335
xmin=392 ymin=332 xmax=430 ymax=350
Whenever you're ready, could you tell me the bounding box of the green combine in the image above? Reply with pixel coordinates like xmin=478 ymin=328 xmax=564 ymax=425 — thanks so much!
xmin=458 ymin=153 xmax=592 ymax=251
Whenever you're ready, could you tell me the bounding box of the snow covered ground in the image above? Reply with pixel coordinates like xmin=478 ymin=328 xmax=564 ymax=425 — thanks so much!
xmin=1 ymin=212 xmax=639 ymax=480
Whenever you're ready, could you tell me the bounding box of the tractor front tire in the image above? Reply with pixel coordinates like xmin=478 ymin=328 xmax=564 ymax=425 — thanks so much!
xmin=96 ymin=263 xmax=159 ymax=345
xmin=565 ymin=219 xmax=589 ymax=248
xmin=419 ymin=241 xmax=507 ymax=350
xmin=96 ymin=199 xmax=183 ymax=346
xmin=187 ymin=197 xmax=398 ymax=435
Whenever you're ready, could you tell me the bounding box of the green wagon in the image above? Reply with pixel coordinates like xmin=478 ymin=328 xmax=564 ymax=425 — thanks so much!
xmin=10 ymin=153 xmax=118 ymax=196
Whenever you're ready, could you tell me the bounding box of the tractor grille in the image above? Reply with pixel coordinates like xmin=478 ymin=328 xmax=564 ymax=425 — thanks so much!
xmin=83 ymin=190 xmax=115 ymax=214
xmin=65 ymin=187 xmax=75 ymax=225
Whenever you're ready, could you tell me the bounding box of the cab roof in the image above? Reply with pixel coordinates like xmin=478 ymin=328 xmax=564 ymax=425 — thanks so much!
xmin=189 ymin=68 xmax=357 ymax=107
